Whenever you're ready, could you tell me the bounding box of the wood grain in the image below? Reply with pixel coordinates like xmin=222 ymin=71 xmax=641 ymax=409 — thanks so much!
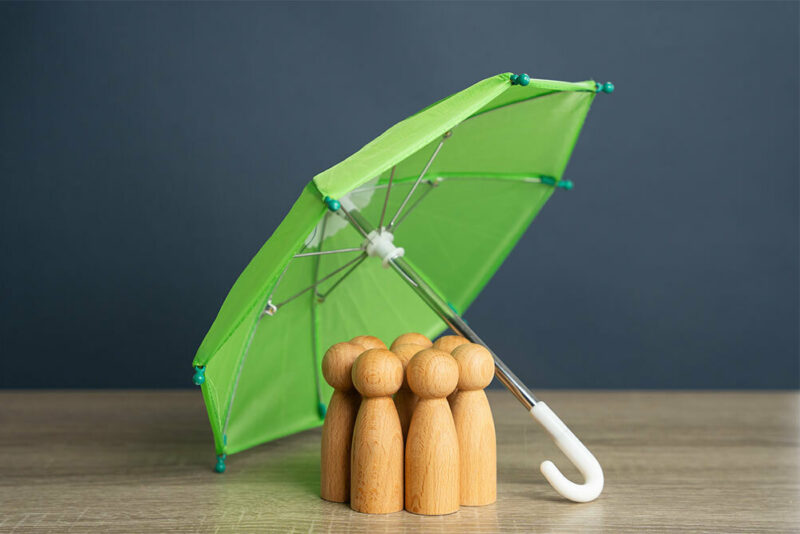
xmin=451 ymin=343 xmax=497 ymax=506
xmin=349 ymin=350 xmax=404 ymax=514
xmin=405 ymin=348 xmax=460 ymax=515
xmin=320 ymin=342 xmax=363 ymax=502
xmin=0 ymin=390 xmax=797 ymax=532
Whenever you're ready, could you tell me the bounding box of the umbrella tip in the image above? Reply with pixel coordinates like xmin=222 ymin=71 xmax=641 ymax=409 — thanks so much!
xmin=510 ymin=73 xmax=530 ymax=86
xmin=214 ymin=454 xmax=226 ymax=474
xmin=557 ymin=180 xmax=574 ymax=191
xmin=596 ymin=81 xmax=614 ymax=94
xmin=318 ymin=402 xmax=327 ymax=419
xmin=323 ymin=196 xmax=341 ymax=212
xmin=192 ymin=365 xmax=206 ymax=386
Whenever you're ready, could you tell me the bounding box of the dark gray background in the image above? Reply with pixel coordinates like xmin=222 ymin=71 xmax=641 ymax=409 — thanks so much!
xmin=1 ymin=2 xmax=797 ymax=389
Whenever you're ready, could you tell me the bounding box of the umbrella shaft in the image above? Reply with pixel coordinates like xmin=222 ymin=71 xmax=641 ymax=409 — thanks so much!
xmin=389 ymin=257 xmax=539 ymax=409
xmin=344 ymin=208 xmax=538 ymax=409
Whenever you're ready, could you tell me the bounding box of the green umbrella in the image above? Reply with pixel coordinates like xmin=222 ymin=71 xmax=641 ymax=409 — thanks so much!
xmin=192 ymin=72 xmax=614 ymax=502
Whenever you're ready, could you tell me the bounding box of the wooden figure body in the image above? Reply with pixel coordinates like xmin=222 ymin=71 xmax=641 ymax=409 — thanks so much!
xmin=450 ymin=343 xmax=497 ymax=506
xmin=404 ymin=349 xmax=460 ymax=515
xmin=350 ymin=335 xmax=386 ymax=351
xmin=390 ymin=332 xmax=432 ymax=351
xmin=389 ymin=343 xmax=426 ymax=439
xmin=320 ymin=342 xmax=364 ymax=502
xmin=350 ymin=349 xmax=404 ymax=514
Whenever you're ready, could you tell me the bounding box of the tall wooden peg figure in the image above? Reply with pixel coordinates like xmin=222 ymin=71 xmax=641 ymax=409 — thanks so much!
xmin=450 ymin=343 xmax=497 ymax=506
xmin=390 ymin=332 xmax=432 ymax=351
xmin=405 ymin=349 xmax=460 ymax=515
xmin=390 ymin=343 xmax=426 ymax=439
xmin=350 ymin=349 xmax=404 ymax=514
xmin=320 ymin=342 xmax=364 ymax=502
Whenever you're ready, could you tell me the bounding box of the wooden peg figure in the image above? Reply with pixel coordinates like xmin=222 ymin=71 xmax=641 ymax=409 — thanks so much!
xmin=350 ymin=335 xmax=387 ymax=351
xmin=320 ymin=342 xmax=364 ymax=502
xmin=405 ymin=349 xmax=460 ymax=515
xmin=432 ymin=335 xmax=469 ymax=354
xmin=432 ymin=335 xmax=470 ymax=404
xmin=450 ymin=343 xmax=497 ymax=506
xmin=350 ymin=349 xmax=404 ymax=514
xmin=390 ymin=343 xmax=426 ymax=439
xmin=390 ymin=332 xmax=432 ymax=351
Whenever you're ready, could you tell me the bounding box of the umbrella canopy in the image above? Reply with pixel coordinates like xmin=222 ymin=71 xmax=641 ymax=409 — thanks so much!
xmin=192 ymin=72 xmax=607 ymax=475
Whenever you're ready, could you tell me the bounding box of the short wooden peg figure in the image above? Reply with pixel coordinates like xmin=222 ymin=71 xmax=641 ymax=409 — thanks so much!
xmin=350 ymin=335 xmax=387 ymax=351
xmin=390 ymin=343 xmax=426 ymax=439
xmin=350 ymin=349 xmax=404 ymax=514
xmin=320 ymin=342 xmax=364 ymax=502
xmin=390 ymin=332 xmax=432 ymax=351
xmin=432 ymin=335 xmax=469 ymax=354
xmin=405 ymin=349 xmax=460 ymax=515
xmin=450 ymin=343 xmax=497 ymax=506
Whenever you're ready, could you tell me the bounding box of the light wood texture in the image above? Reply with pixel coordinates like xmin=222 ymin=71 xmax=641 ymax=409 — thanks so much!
xmin=349 ymin=349 xmax=404 ymax=513
xmin=320 ymin=342 xmax=363 ymax=502
xmin=390 ymin=332 xmax=433 ymax=351
xmin=405 ymin=349 xmax=460 ymax=515
xmin=1 ymin=390 xmax=798 ymax=532
xmin=390 ymin=343 xmax=426 ymax=438
xmin=350 ymin=335 xmax=386 ymax=351
xmin=432 ymin=335 xmax=470 ymax=353
xmin=451 ymin=343 xmax=497 ymax=506
xmin=432 ymin=335 xmax=470 ymax=405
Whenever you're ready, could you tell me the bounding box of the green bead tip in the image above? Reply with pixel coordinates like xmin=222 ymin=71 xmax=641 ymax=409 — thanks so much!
xmin=214 ymin=454 xmax=226 ymax=474
xmin=596 ymin=81 xmax=614 ymax=94
xmin=318 ymin=402 xmax=327 ymax=419
xmin=557 ymin=180 xmax=574 ymax=190
xmin=511 ymin=73 xmax=530 ymax=86
xmin=192 ymin=366 xmax=206 ymax=386
xmin=324 ymin=196 xmax=340 ymax=212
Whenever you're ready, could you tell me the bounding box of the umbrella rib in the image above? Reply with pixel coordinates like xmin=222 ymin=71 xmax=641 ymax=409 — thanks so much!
xmin=377 ymin=166 xmax=395 ymax=233
xmin=316 ymin=253 xmax=367 ymax=301
xmin=339 ymin=205 xmax=371 ymax=240
xmin=349 ymin=178 xmax=434 ymax=194
xmin=294 ymin=247 xmax=363 ymax=258
xmin=309 ymin=214 xmax=328 ymax=412
xmin=221 ymin=308 xmax=261 ymax=438
xmin=392 ymin=181 xmax=436 ymax=230
xmin=386 ymin=134 xmax=447 ymax=231
xmin=273 ymin=252 xmax=367 ymax=310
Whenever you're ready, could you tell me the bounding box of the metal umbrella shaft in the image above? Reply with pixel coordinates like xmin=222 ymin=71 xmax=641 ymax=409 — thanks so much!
xmin=345 ymin=208 xmax=538 ymax=408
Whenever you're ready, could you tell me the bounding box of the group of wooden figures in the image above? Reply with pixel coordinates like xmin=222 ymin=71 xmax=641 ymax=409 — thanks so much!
xmin=320 ymin=332 xmax=496 ymax=515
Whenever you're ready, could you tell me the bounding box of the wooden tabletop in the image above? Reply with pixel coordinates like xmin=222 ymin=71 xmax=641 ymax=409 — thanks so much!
xmin=1 ymin=390 xmax=797 ymax=533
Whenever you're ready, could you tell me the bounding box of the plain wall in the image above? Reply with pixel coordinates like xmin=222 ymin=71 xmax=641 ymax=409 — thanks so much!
xmin=1 ymin=1 xmax=797 ymax=388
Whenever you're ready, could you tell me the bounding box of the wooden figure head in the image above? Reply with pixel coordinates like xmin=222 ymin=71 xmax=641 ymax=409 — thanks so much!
xmin=432 ymin=335 xmax=470 ymax=354
xmin=390 ymin=333 xmax=433 ymax=351
xmin=390 ymin=343 xmax=426 ymax=389
xmin=406 ymin=349 xmax=459 ymax=399
xmin=321 ymin=342 xmax=365 ymax=391
xmin=351 ymin=349 xmax=403 ymax=398
xmin=350 ymin=335 xmax=387 ymax=351
xmin=452 ymin=343 xmax=495 ymax=391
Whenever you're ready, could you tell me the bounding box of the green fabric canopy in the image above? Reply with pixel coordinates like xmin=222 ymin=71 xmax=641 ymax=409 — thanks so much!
xmin=193 ymin=72 xmax=599 ymax=461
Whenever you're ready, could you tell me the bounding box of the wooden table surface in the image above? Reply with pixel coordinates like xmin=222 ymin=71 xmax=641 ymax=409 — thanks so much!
xmin=1 ymin=390 xmax=798 ymax=533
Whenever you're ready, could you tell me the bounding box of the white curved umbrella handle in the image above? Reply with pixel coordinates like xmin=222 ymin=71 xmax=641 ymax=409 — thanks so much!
xmin=530 ymin=402 xmax=604 ymax=503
